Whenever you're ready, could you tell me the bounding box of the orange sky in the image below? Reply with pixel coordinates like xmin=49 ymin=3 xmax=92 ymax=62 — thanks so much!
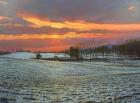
xmin=0 ymin=0 xmax=140 ymax=52
xmin=0 ymin=14 xmax=140 ymax=51
xmin=19 ymin=13 xmax=140 ymax=32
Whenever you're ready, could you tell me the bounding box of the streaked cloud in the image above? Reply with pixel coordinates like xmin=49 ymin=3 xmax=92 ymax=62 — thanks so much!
xmin=0 ymin=16 xmax=11 ymax=21
xmin=0 ymin=33 xmax=109 ymax=40
xmin=19 ymin=13 xmax=140 ymax=32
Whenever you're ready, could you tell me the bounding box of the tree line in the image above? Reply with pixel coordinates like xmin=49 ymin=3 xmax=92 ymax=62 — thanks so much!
xmin=66 ymin=39 xmax=140 ymax=60
xmin=113 ymin=40 xmax=140 ymax=57
xmin=90 ymin=39 xmax=140 ymax=58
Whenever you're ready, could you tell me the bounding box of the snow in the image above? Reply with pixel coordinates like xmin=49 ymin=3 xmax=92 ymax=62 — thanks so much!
xmin=1 ymin=52 xmax=69 ymax=59
xmin=1 ymin=52 xmax=35 ymax=59
xmin=0 ymin=52 xmax=140 ymax=103
xmin=39 ymin=52 xmax=70 ymax=58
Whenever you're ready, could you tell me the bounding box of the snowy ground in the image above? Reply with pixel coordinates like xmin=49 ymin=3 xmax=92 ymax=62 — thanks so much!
xmin=0 ymin=52 xmax=140 ymax=103
xmin=1 ymin=52 xmax=69 ymax=59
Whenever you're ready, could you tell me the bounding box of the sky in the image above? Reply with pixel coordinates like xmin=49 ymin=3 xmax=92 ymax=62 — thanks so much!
xmin=0 ymin=0 xmax=140 ymax=52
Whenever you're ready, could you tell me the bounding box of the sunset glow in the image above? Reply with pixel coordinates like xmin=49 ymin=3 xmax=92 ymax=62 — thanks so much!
xmin=0 ymin=0 xmax=140 ymax=51
xmin=20 ymin=14 xmax=140 ymax=32
xmin=0 ymin=33 xmax=111 ymax=40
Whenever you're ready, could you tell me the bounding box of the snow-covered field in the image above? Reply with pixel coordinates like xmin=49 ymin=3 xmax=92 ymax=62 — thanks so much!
xmin=0 ymin=52 xmax=140 ymax=103
xmin=1 ymin=52 xmax=69 ymax=59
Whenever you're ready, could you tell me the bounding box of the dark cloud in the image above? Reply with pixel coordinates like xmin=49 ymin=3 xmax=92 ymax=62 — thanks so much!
xmin=0 ymin=25 xmax=75 ymax=35
xmin=16 ymin=0 xmax=140 ymax=22
xmin=1 ymin=0 xmax=140 ymax=30
xmin=1 ymin=23 xmax=140 ymax=35
xmin=1 ymin=0 xmax=139 ymax=23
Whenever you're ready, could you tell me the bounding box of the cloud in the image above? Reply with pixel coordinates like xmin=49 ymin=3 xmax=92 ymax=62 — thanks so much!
xmin=11 ymin=0 xmax=140 ymax=23
xmin=0 ymin=16 xmax=12 ymax=21
xmin=0 ymin=0 xmax=140 ymax=51
xmin=0 ymin=32 xmax=110 ymax=40
xmin=0 ymin=32 xmax=139 ymax=52
xmin=19 ymin=13 xmax=140 ymax=32
xmin=128 ymin=6 xmax=136 ymax=10
xmin=0 ymin=24 xmax=75 ymax=35
xmin=0 ymin=0 xmax=8 ymax=5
